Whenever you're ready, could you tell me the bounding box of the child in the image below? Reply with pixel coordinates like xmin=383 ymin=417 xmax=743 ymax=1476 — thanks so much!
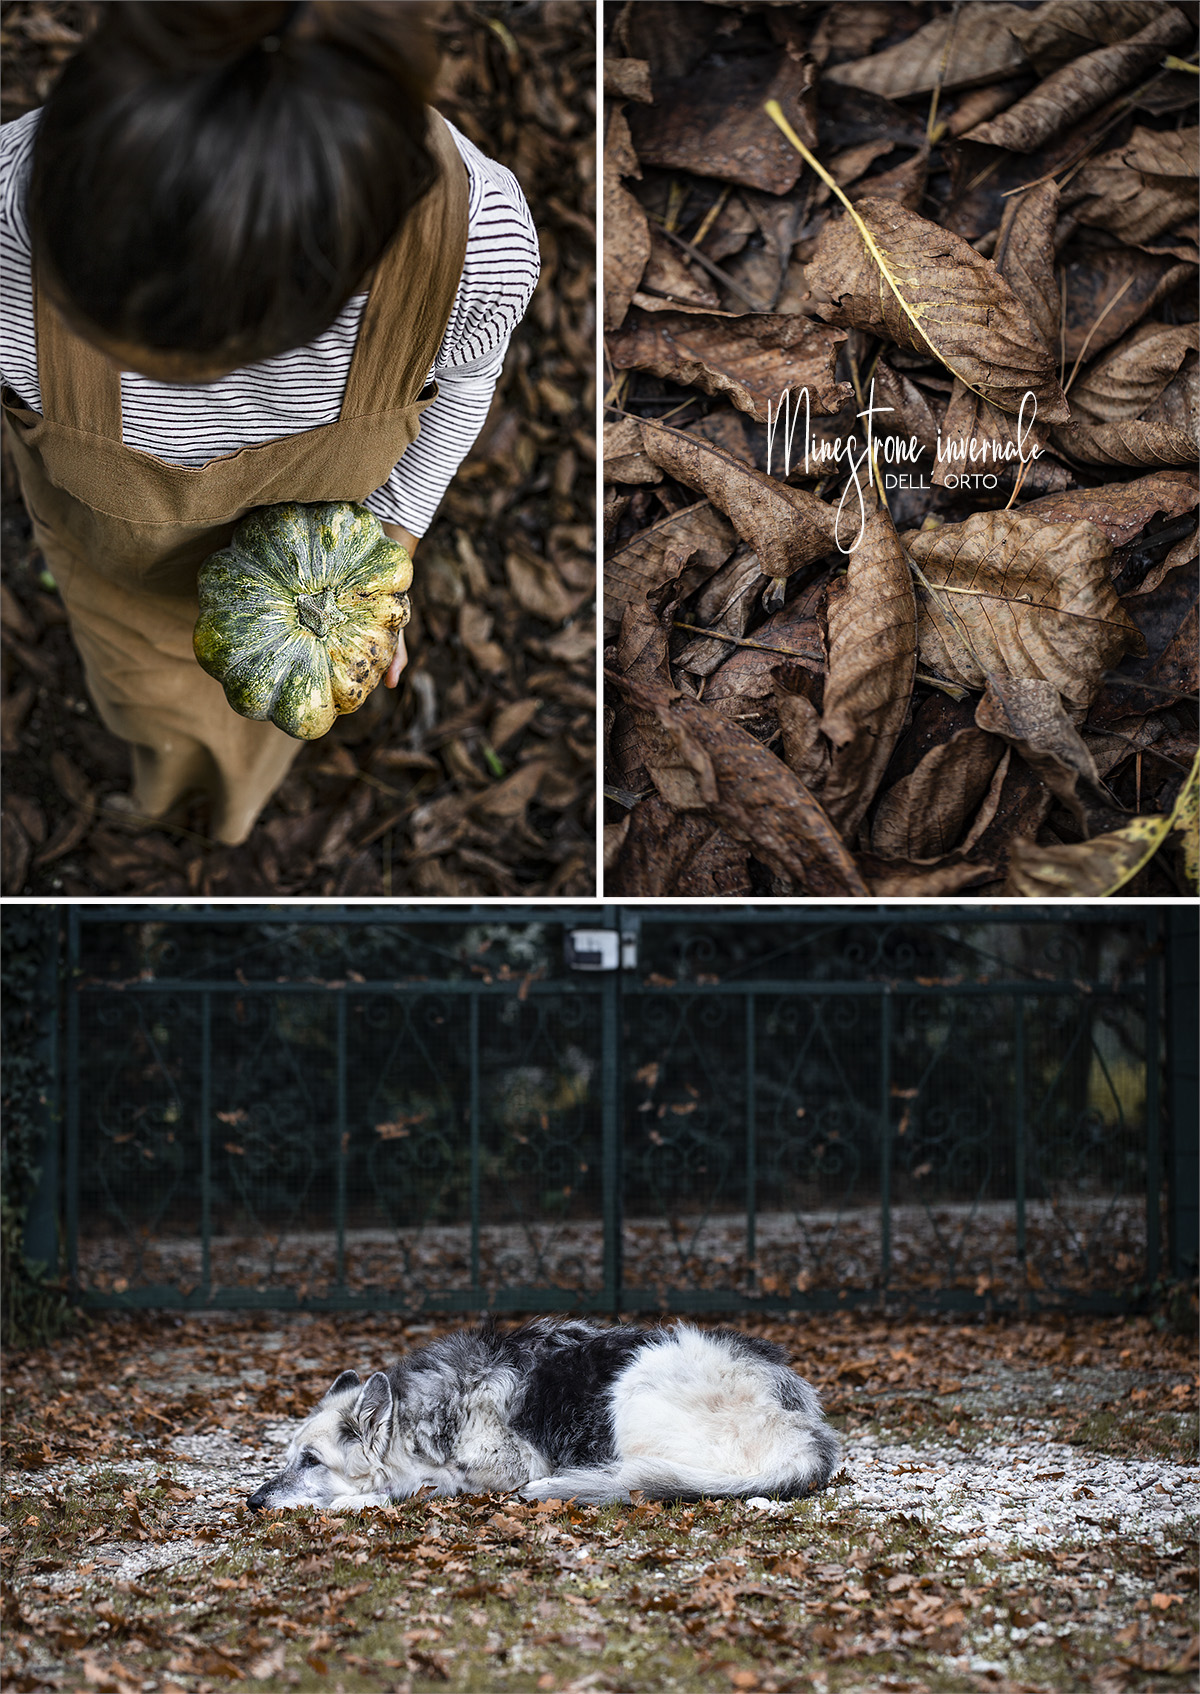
xmin=0 ymin=0 xmax=540 ymax=846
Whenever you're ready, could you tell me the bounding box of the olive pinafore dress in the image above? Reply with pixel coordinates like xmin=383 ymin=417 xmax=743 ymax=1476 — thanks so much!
xmin=3 ymin=110 xmax=469 ymax=846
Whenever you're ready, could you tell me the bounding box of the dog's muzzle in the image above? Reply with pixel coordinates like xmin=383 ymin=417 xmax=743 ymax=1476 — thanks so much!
xmin=246 ymin=1484 xmax=273 ymax=1513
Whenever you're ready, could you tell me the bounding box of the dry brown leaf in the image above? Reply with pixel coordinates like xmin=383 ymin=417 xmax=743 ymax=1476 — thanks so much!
xmin=862 ymin=855 xmax=997 ymax=895
xmin=640 ymin=226 xmax=722 ymax=311
xmin=604 ymin=106 xmax=649 ymax=332
xmin=603 ymin=57 xmax=652 ymax=103
xmin=870 ymin=728 xmax=1005 ymax=861
xmin=638 ymin=419 xmax=840 ymax=583
xmin=819 ymin=507 xmax=918 ymax=841
xmin=933 ymin=184 xmax=1064 ymax=489
xmin=1053 ymin=414 xmax=1197 ymax=471
xmin=806 ymin=197 xmax=1070 ymax=422
xmin=809 ymin=2 xmax=898 ymax=67
xmin=871 ymin=361 xmax=941 ymax=462
xmin=1017 ymin=470 xmax=1199 ymax=548
xmin=1117 ymin=126 xmax=1200 ymax=180
xmin=505 ymin=546 xmax=592 ymax=625
xmin=697 ymin=598 xmax=825 ymax=730
xmin=674 ymin=547 xmax=767 ymax=677
xmin=775 ymin=685 xmax=829 ymax=794
xmin=994 ymin=180 xmax=1063 ymax=356
xmin=458 ymin=604 xmax=507 ymax=675
xmin=627 ymin=52 xmax=817 ymax=194
xmin=607 ymin=794 xmax=751 ymax=895
xmin=603 ymin=419 xmax=664 ymax=486
xmin=1067 ymin=127 xmax=1200 ymax=246
xmin=855 ymin=149 xmax=929 ymax=211
xmin=608 ymin=311 xmax=851 ymax=422
xmin=975 ymin=676 xmax=1109 ymax=830
xmin=1070 ymin=323 xmax=1199 ymax=421
xmin=1009 ymin=1 xmax=1168 ymax=75
xmin=964 ymin=11 xmax=1192 ymax=151
xmin=826 ymin=4 xmax=1029 ymax=99
xmin=1061 ymin=250 xmax=1195 ymax=366
xmin=1003 ymin=814 xmax=1170 ymax=896
xmin=609 ymin=671 xmax=868 ymax=895
xmin=905 ymin=511 xmax=1145 ymax=708
xmin=605 ymin=501 xmax=736 ymax=637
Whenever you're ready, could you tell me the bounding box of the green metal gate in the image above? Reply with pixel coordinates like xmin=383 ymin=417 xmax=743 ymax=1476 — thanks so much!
xmin=56 ymin=906 xmax=1165 ymax=1315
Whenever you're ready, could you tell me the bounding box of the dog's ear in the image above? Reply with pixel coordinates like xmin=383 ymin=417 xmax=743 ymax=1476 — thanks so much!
xmin=324 ymin=1369 xmax=361 ymax=1402
xmin=352 ymin=1372 xmax=393 ymax=1443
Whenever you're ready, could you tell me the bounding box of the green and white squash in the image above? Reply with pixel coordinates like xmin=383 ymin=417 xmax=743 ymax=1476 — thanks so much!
xmin=193 ymin=502 xmax=412 ymax=741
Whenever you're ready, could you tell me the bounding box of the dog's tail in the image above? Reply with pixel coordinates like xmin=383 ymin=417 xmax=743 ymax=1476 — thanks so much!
xmin=521 ymin=1443 xmax=839 ymax=1506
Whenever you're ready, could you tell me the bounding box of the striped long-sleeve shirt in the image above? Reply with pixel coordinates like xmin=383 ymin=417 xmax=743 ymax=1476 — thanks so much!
xmin=0 ymin=109 xmax=540 ymax=537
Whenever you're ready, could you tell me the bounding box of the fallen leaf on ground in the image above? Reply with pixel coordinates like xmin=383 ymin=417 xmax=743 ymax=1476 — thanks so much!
xmin=906 ymin=512 xmax=1144 ymax=707
xmin=806 ymin=198 xmax=1069 ymax=421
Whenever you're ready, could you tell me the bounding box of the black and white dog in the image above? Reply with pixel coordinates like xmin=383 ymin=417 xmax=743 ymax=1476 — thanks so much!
xmin=247 ymin=1318 xmax=839 ymax=1511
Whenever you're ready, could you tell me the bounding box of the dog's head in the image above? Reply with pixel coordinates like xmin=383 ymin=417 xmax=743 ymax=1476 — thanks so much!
xmin=247 ymin=1368 xmax=399 ymax=1512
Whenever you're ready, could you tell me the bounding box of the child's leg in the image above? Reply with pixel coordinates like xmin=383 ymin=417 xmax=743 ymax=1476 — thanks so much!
xmin=36 ymin=527 xmax=302 ymax=847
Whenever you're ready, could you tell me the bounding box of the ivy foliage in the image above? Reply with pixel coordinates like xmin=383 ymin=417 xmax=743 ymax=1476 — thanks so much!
xmin=1 ymin=906 xmax=78 ymax=1348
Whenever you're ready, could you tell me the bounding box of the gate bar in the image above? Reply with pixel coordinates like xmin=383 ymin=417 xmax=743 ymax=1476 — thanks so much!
xmin=469 ymin=993 xmax=481 ymax=1297
xmin=1014 ymin=996 xmax=1026 ymax=1270
xmin=745 ymin=995 xmax=756 ymax=1278
xmin=66 ymin=909 xmax=81 ymax=1288
xmin=601 ymin=909 xmax=622 ymax=1319
xmin=200 ymin=993 xmax=212 ymax=1299
xmin=879 ymin=991 xmax=892 ymax=1292
xmin=1145 ymin=913 xmax=1162 ymax=1285
xmin=335 ymin=995 xmax=347 ymax=1289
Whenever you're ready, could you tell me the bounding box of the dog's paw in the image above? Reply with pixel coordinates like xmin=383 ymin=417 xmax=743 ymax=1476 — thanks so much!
xmin=327 ymin=1493 xmax=388 ymax=1512
xmin=519 ymin=1479 xmax=574 ymax=1503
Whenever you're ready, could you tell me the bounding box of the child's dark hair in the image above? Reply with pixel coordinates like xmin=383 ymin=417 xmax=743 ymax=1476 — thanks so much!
xmin=29 ymin=2 xmax=441 ymax=367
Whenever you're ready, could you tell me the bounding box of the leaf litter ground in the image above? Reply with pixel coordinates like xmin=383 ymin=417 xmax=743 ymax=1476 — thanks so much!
xmin=602 ymin=0 xmax=1198 ymax=898
xmin=3 ymin=1310 xmax=1196 ymax=1694
xmin=0 ymin=0 xmax=595 ymax=898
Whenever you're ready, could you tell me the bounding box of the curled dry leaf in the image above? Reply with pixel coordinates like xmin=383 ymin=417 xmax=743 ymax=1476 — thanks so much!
xmin=1060 ymin=250 xmax=1196 ymax=366
xmin=1008 ymin=1 xmax=1167 ymax=76
xmin=638 ymin=419 xmax=840 ymax=584
xmin=605 ymin=501 xmax=736 ymax=636
xmin=640 ymin=227 xmax=722 ymax=311
xmin=809 ymin=2 xmax=901 ymax=67
xmin=1003 ymin=809 xmax=1182 ymax=897
xmin=1017 ymin=470 xmax=1199 ymax=548
xmin=603 ymin=57 xmax=652 ymax=102
xmin=608 ymin=795 xmax=751 ymax=896
xmin=870 ymin=726 xmax=1005 ymax=862
xmin=905 ymin=511 xmax=1145 ymax=708
xmin=674 ymin=546 xmax=767 ymax=677
xmin=819 ymin=508 xmax=917 ymax=841
xmin=933 ymin=181 xmax=1064 ymax=490
xmin=1053 ymin=415 xmax=1198 ymax=471
xmin=975 ymin=676 xmax=1110 ymax=832
xmin=1070 ymin=324 xmax=1200 ymax=422
xmin=607 ymin=311 xmax=851 ymax=422
xmin=775 ymin=684 xmax=829 ymax=795
xmin=1067 ymin=127 xmax=1200 ymax=246
xmin=628 ymin=52 xmax=817 ymax=194
xmin=825 ymin=4 xmax=1029 ymax=99
xmin=696 ymin=596 xmax=825 ymax=732
xmin=806 ymin=197 xmax=1070 ymax=421
xmin=609 ymin=671 xmax=869 ymax=895
xmin=603 ymin=419 xmax=663 ymax=486
xmin=964 ymin=9 xmax=1192 ymax=151
xmin=604 ymin=106 xmax=650 ymax=332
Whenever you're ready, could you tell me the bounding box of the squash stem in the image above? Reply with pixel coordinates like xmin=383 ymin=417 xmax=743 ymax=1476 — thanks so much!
xmin=295 ymin=587 xmax=346 ymax=640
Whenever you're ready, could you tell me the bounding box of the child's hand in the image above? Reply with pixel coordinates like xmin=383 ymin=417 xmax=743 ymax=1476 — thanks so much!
xmin=385 ymin=629 xmax=408 ymax=689
xmin=379 ymin=521 xmax=419 ymax=690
